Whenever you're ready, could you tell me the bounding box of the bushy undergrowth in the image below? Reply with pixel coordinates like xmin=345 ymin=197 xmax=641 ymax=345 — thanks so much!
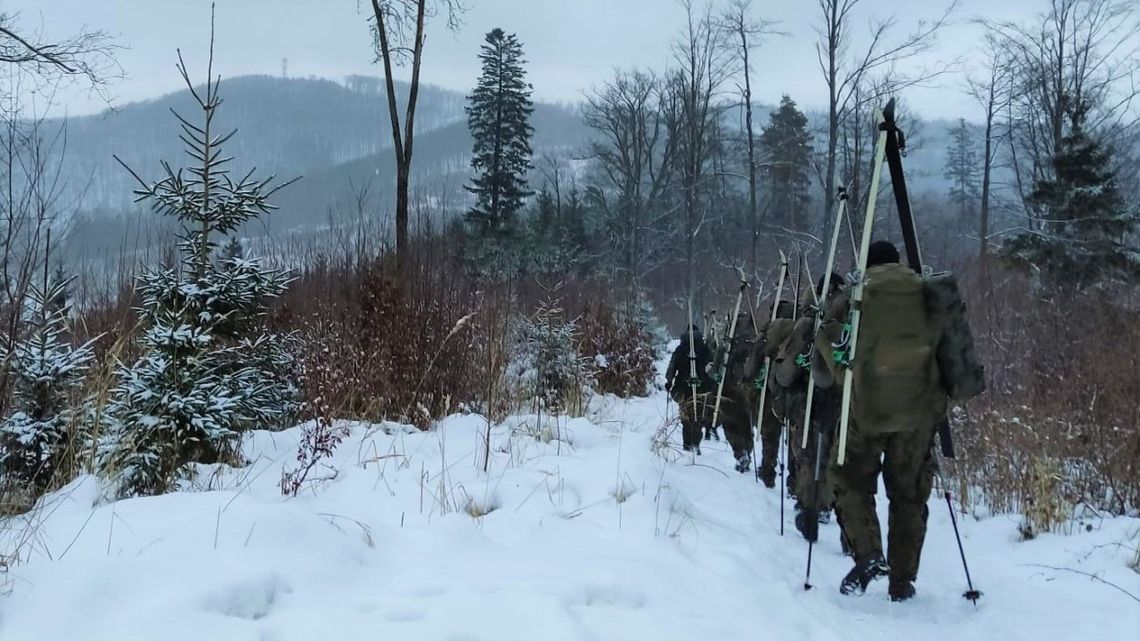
xmin=944 ymin=262 xmax=1140 ymax=531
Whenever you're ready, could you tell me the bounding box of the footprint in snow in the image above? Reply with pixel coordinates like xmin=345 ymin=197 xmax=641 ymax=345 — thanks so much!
xmin=200 ymin=573 xmax=292 ymax=620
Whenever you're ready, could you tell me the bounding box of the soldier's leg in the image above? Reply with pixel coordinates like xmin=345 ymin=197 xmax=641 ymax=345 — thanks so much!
xmin=757 ymin=405 xmax=781 ymax=486
xmin=883 ymin=422 xmax=937 ymax=586
xmin=722 ymin=397 xmax=754 ymax=473
xmin=678 ymin=396 xmax=703 ymax=453
xmin=829 ymin=423 xmax=887 ymax=566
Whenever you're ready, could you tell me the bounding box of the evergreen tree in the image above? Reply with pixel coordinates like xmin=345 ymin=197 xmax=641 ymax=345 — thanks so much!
xmin=0 ymin=276 xmax=95 ymax=492
xmin=101 ymin=49 xmax=299 ymax=497
xmin=1004 ymin=106 xmax=1140 ymax=290
xmin=758 ymin=96 xmax=813 ymax=231
xmin=944 ymin=118 xmax=980 ymax=218
xmin=465 ymin=28 xmax=534 ymax=236
xmin=219 ymin=235 xmax=244 ymax=262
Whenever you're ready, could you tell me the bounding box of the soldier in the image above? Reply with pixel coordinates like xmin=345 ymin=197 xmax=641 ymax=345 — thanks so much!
xmin=712 ymin=311 xmax=757 ymax=473
xmin=664 ymin=326 xmax=714 ymax=454
xmin=820 ymin=240 xmax=949 ymax=602
xmin=776 ymin=273 xmax=847 ymax=544
xmin=743 ymin=300 xmax=795 ymax=487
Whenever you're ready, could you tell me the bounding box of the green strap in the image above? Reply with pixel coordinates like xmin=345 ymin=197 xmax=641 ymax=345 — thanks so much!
xmin=752 ymin=363 xmax=769 ymax=389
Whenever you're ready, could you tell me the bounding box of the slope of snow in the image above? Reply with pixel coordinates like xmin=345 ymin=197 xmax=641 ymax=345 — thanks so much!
xmin=1 ymin=354 xmax=1138 ymax=641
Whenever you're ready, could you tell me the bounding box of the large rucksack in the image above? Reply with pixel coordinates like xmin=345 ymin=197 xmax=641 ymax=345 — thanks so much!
xmin=852 ymin=264 xmax=946 ymax=433
xmin=924 ymin=272 xmax=986 ymax=402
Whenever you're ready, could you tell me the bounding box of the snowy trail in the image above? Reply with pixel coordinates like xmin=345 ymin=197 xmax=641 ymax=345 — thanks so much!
xmin=1 ymin=354 xmax=1137 ymax=641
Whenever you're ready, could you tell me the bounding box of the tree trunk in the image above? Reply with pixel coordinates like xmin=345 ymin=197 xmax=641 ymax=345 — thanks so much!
xmin=980 ymin=105 xmax=994 ymax=259
xmin=396 ymin=163 xmax=410 ymax=257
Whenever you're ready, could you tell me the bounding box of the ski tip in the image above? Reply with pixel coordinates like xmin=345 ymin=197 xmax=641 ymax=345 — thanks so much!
xmin=883 ymin=98 xmax=897 ymax=123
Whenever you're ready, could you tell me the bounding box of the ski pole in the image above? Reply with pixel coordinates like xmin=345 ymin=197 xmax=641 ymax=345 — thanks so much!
xmin=803 ymin=425 xmax=826 ymax=590
xmin=937 ymin=467 xmax=982 ymax=604
xmin=779 ymin=418 xmax=788 ymax=535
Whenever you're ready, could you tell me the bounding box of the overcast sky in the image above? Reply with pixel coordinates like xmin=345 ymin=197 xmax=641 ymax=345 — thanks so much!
xmin=10 ymin=0 xmax=1063 ymax=121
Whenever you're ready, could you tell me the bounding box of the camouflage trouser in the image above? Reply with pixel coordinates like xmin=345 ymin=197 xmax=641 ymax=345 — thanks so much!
xmin=674 ymin=391 xmax=712 ymax=451
xmin=718 ymin=388 xmax=754 ymax=470
xmin=792 ymin=387 xmax=841 ymax=512
xmin=755 ymin=392 xmax=782 ymax=482
xmin=829 ymin=419 xmax=937 ymax=584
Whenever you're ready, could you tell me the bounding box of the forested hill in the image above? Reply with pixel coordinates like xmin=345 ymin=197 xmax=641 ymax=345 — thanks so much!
xmin=55 ymin=74 xmax=966 ymax=249
xmin=57 ymin=75 xmax=467 ymax=211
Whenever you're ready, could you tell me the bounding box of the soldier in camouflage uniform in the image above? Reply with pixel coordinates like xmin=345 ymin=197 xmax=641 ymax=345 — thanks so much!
xmin=775 ymin=274 xmax=847 ymax=544
xmin=819 ymin=241 xmax=949 ymax=602
xmin=712 ymin=311 xmax=757 ymax=473
xmin=664 ymin=326 xmax=715 ymax=454
xmin=743 ymin=300 xmax=795 ymax=488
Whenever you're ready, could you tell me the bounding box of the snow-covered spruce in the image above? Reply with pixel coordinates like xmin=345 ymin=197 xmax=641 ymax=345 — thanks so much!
xmin=100 ymin=57 xmax=298 ymax=498
xmin=0 ymin=277 xmax=95 ymax=493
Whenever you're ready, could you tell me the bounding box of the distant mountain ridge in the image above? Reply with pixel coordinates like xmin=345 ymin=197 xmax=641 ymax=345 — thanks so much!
xmin=52 ymin=75 xmax=969 ymax=257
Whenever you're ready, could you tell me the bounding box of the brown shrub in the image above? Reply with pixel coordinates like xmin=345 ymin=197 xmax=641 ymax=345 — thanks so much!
xmin=945 ymin=261 xmax=1140 ymax=523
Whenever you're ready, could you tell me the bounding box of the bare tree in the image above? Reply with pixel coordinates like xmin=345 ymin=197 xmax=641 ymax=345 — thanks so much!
xmin=366 ymin=0 xmax=464 ymax=267
xmin=965 ymin=34 xmax=1015 ymax=259
xmin=719 ymin=0 xmax=779 ymax=272
xmin=814 ymin=0 xmax=957 ymax=232
xmin=0 ymin=11 xmax=119 ymax=101
xmin=583 ymin=70 xmax=677 ymax=286
xmin=672 ymin=0 xmax=731 ymax=300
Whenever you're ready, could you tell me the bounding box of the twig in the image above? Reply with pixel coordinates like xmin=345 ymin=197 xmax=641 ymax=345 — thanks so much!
xmin=1021 ymin=563 xmax=1140 ymax=605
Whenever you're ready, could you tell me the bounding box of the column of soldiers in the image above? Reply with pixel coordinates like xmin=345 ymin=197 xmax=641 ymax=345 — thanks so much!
xmin=664 ymin=240 xmax=982 ymax=603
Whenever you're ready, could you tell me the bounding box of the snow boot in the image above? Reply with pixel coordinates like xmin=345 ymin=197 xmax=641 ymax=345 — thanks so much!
xmin=889 ymin=580 xmax=916 ymax=602
xmin=757 ymin=466 xmax=776 ymax=488
xmin=734 ymin=454 xmax=751 ymax=474
xmin=839 ymin=554 xmax=890 ymax=595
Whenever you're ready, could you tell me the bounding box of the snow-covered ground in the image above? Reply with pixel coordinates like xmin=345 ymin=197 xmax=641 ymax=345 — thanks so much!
xmin=2 ymin=353 xmax=1138 ymax=641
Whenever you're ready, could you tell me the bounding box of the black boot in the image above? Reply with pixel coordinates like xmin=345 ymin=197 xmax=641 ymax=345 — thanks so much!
xmin=734 ymin=454 xmax=751 ymax=474
xmin=888 ymin=580 xmax=916 ymax=602
xmin=794 ymin=509 xmax=819 ymax=543
xmin=757 ymin=466 xmax=776 ymax=488
xmin=839 ymin=554 xmax=890 ymax=596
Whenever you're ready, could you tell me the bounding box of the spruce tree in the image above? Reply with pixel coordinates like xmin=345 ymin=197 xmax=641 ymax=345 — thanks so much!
xmin=0 ymin=276 xmax=95 ymax=492
xmin=944 ymin=118 xmax=980 ymax=219
xmin=1003 ymin=106 xmax=1140 ymax=290
xmin=465 ymin=28 xmax=534 ymax=237
xmin=758 ymin=96 xmax=813 ymax=231
xmin=101 ymin=44 xmax=299 ymax=497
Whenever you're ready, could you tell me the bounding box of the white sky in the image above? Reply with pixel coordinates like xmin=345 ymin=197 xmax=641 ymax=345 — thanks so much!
xmin=8 ymin=0 xmax=1066 ymax=120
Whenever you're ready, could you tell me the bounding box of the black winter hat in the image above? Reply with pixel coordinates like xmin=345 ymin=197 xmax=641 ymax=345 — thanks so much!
xmin=816 ymin=272 xmax=844 ymax=297
xmin=867 ymin=240 xmax=900 ymax=267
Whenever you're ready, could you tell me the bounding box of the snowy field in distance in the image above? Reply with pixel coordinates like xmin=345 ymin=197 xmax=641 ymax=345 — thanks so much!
xmin=1 ymin=353 xmax=1137 ymax=641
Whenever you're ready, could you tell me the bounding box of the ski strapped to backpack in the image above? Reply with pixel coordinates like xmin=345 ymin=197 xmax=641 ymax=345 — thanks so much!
xmin=880 ymin=98 xmax=960 ymax=459
xmin=752 ymin=251 xmax=789 ymax=447
xmin=800 ymin=188 xmax=849 ymax=450
xmin=711 ymin=268 xmax=750 ymax=430
xmin=835 ymin=107 xmax=890 ymax=467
